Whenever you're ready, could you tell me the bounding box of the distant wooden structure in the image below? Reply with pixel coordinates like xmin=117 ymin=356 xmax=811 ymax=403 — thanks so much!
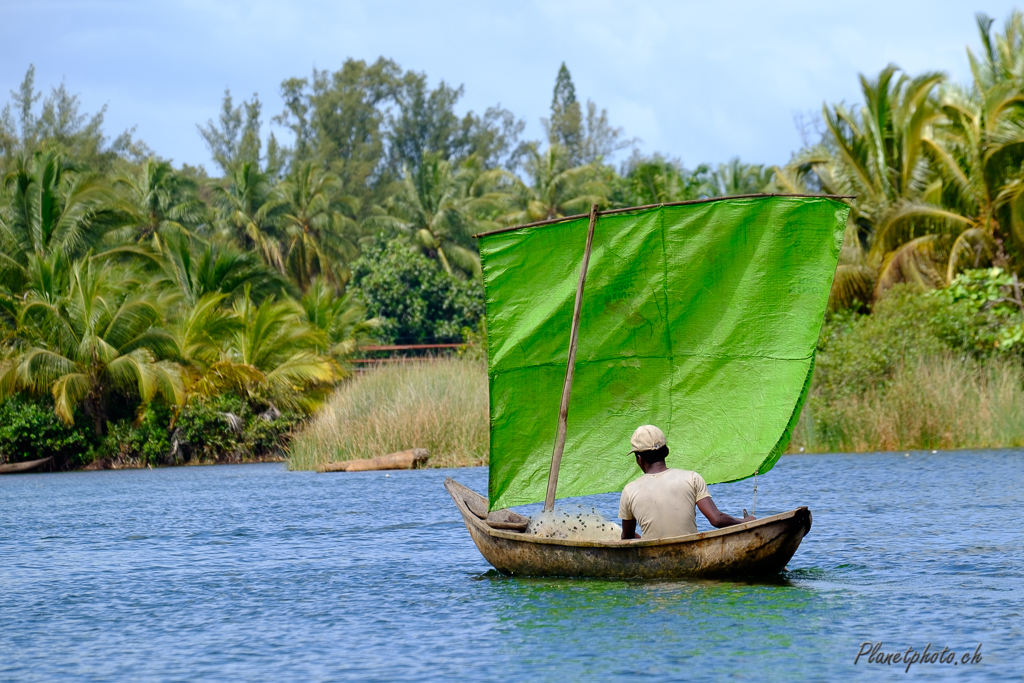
xmin=351 ymin=343 xmax=470 ymax=370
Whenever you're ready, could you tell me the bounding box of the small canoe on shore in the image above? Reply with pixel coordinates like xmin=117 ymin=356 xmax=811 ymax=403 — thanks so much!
xmin=0 ymin=457 xmax=53 ymax=475
xmin=446 ymin=479 xmax=811 ymax=579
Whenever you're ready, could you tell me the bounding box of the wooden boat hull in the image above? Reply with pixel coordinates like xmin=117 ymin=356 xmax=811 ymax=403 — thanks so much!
xmin=445 ymin=478 xmax=811 ymax=579
xmin=0 ymin=457 xmax=52 ymax=475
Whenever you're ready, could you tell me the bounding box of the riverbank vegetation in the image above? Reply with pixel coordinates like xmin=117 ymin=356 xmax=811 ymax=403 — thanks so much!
xmin=295 ymin=274 xmax=1024 ymax=469
xmin=289 ymin=359 xmax=488 ymax=471
xmin=794 ymin=277 xmax=1024 ymax=452
xmin=6 ymin=12 xmax=1024 ymax=469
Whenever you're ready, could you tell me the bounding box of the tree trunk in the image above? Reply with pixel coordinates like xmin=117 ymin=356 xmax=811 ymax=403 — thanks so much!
xmin=84 ymin=392 xmax=105 ymax=437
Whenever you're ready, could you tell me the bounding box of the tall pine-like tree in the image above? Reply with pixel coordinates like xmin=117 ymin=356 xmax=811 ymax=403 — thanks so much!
xmin=546 ymin=63 xmax=583 ymax=162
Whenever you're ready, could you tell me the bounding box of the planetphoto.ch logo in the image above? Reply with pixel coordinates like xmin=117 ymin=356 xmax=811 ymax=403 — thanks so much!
xmin=854 ymin=642 xmax=983 ymax=673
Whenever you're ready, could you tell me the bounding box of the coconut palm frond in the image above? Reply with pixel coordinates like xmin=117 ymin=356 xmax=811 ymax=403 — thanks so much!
xmin=829 ymin=264 xmax=876 ymax=311
xmin=946 ymin=227 xmax=997 ymax=282
xmin=870 ymin=202 xmax=974 ymax=260
xmin=874 ymin=235 xmax=948 ymax=299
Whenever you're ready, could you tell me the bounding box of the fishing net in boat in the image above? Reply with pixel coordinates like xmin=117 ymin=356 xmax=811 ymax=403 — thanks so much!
xmin=526 ymin=505 xmax=622 ymax=542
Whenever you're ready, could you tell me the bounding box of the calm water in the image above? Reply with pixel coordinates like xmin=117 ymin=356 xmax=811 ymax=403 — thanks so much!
xmin=1 ymin=452 xmax=1021 ymax=681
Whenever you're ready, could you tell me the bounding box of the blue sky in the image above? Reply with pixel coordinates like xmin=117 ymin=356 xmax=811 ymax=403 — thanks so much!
xmin=2 ymin=1 xmax=1020 ymax=171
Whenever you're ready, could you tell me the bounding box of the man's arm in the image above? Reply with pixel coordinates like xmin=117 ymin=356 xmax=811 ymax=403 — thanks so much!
xmin=621 ymin=519 xmax=638 ymax=540
xmin=696 ymin=497 xmax=755 ymax=528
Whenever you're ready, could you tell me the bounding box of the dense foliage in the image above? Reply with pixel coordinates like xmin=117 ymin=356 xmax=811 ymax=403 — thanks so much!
xmin=350 ymin=240 xmax=484 ymax=344
xmin=797 ymin=277 xmax=1024 ymax=453
xmin=6 ymin=11 xmax=1024 ymax=466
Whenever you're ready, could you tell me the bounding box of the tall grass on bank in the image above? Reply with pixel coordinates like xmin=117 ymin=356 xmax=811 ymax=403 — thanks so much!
xmin=288 ymin=359 xmax=489 ymax=470
xmin=791 ymin=354 xmax=1024 ymax=453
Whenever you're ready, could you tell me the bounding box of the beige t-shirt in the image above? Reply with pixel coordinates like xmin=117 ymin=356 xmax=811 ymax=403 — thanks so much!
xmin=618 ymin=468 xmax=711 ymax=539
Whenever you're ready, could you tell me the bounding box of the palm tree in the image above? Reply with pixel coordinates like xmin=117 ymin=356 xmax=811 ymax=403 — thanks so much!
xmin=707 ymin=158 xmax=773 ymax=197
xmin=503 ymin=144 xmax=607 ymax=224
xmin=300 ymin=276 xmax=380 ymax=359
xmin=172 ymin=292 xmax=239 ymax=369
xmin=215 ymin=162 xmax=287 ymax=272
xmin=0 ymin=259 xmax=183 ymax=435
xmin=908 ymin=12 xmax=1024 ymax=281
xmin=0 ymin=150 xmax=122 ymax=294
xmin=623 ymin=158 xmax=708 ymax=205
xmin=224 ymin=291 xmax=339 ymax=412
xmin=448 ymin=155 xmax=522 ymax=237
xmin=367 ymin=153 xmax=482 ymax=278
xmin=157 ymin=235 xmax=288 ymax=308
xmin=279 ymin=161 xmax=359 ymax=291
xmin=113 ymin=158 xmax=207 ymax=251
xmin=780 ymin=64 xmax=945 ymax=308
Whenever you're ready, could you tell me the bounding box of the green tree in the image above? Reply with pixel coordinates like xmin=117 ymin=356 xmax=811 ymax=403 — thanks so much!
xmin=0 ymin=65 xmax=147 ymax=171
xmin=386 ymin=73 xmax=528 ymax=174
xmin=546 ymin=63 xmax=583 ymax=162
xmin=503 ymin=144 xmax=607 ymax=223
xmin=0 ymin=260 xmax=183 ymax=435
xmin=0 ymin=150 xmax=124 ymax=294
xmin=275 ymin=58 xmax=402 ymax=201
xmin=350 ymin=240 xmax=484 ymax=344
xmin=543 ymin=63 xmax=633 ymax=166
xmin=113 ymin=158 xmax=207 ymax=250
xmin=279 ymin=161 xmax=359 ymax=290
xmin=198 ymin=90 xmax=281 ymax=175
xmin=215 ymin=162 xmax=287 ymax=271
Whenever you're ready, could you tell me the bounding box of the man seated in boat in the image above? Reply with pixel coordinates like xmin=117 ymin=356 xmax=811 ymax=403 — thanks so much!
xmin=619 ymin=425 xmax=755 ymax=540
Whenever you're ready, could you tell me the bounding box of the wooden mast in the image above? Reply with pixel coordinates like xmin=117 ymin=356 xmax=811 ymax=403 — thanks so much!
xmin=543 ymin=204 xmax=599 ymax=512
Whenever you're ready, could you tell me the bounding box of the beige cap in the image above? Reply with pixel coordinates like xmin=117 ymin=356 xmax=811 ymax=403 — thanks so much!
xmin=630 ymin=425 xmax=666 ymax=453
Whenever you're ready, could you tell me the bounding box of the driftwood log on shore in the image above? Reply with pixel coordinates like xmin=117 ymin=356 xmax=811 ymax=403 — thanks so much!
xmin=317 ymin=448 xmax=430 ymax=473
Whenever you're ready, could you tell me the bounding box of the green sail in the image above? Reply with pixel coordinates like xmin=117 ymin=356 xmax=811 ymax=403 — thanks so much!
xmin=479 ymin=196 xmax=850 ymax=510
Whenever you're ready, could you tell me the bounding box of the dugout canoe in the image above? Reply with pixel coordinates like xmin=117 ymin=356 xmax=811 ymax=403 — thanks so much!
xmin=0 ymin=456 xmax=52 ymax=474
xmin=445 ymin=478 xmax=811 ymax=579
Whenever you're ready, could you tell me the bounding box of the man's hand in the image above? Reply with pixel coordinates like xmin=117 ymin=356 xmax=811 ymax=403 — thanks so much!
xmin=697 ymin=497 xmax=755 ymax=528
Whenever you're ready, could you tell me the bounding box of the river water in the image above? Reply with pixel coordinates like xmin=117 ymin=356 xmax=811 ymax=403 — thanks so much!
xmin=1 ymin=451 xmax=1021 ymax=681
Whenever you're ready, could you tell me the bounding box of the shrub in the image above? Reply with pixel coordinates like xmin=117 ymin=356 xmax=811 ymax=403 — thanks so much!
xmin=350 ymin=239 xmax=484 ymax=344
xmin=173 ymin=394 xmax=298 ymax=463
xmin=794 ymin=281 xmax=1024 ymax=453
xmin=0 ymin=396 xmax=94 ymax=468
xmin=793 ymin=353 xmax=1024 ymax=453
xmin=174 ymin=395 xmax=249 ymax=462
xmin=937 ymin=267 xmax=1024 ymax=354
xmin=813 ymin=284 xmax=1009 ymax=402
xmin=246 ymin=408 xmax=303 ymax=457
xmin=98 ymin=404 xmax=172 ymax=467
